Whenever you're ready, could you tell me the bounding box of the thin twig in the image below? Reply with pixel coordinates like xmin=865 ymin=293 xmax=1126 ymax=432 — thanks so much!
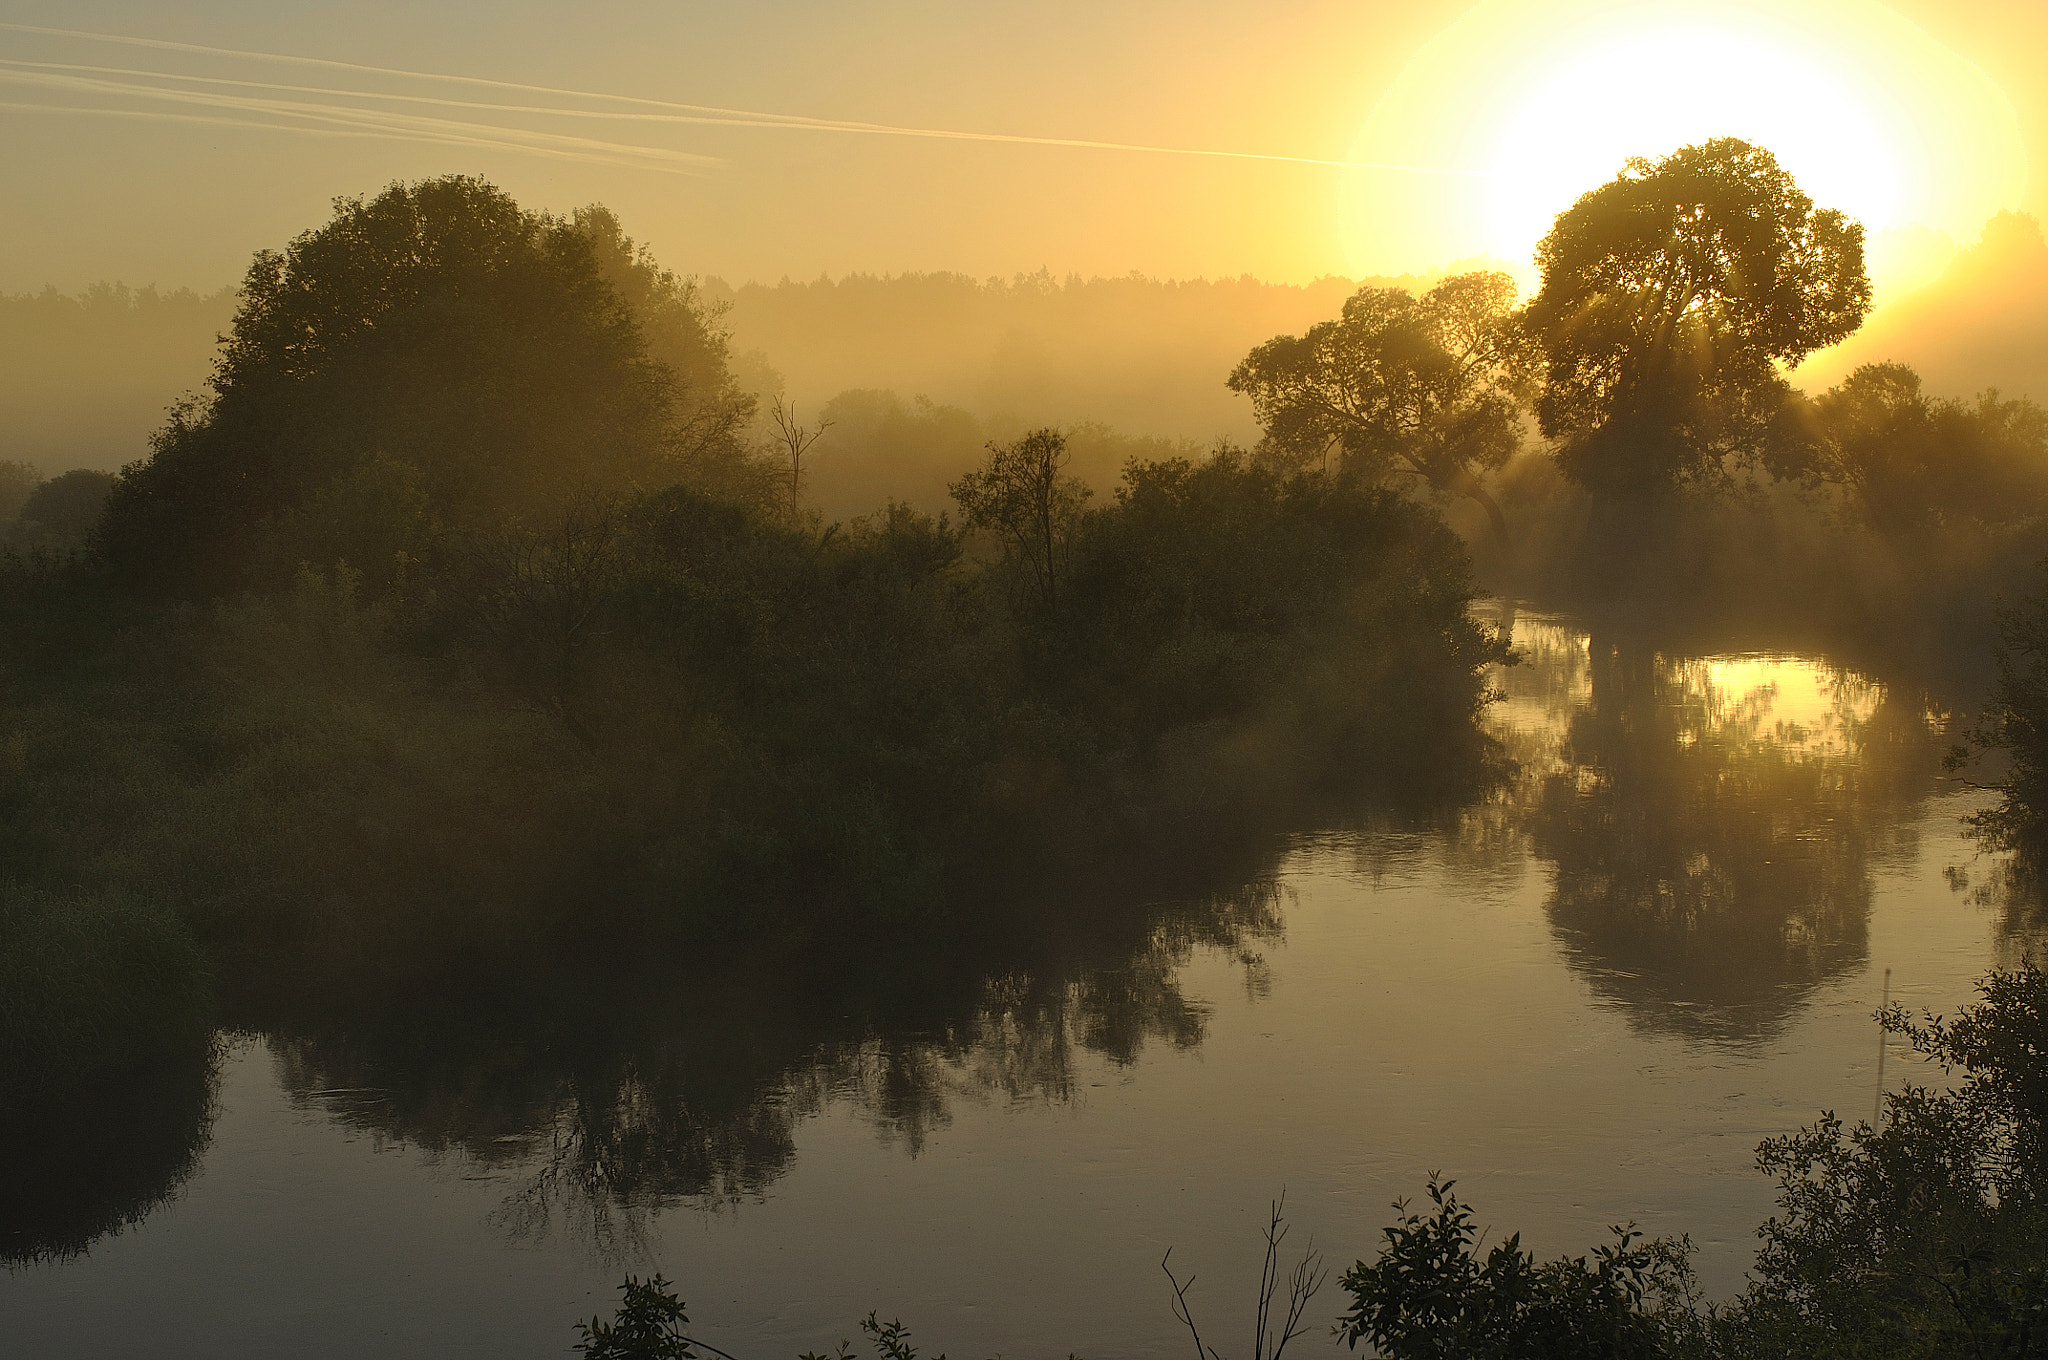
xmin=679 ymin=1334 xmax=746 ymax=1360
xmin=1162 ymin=1248 xmax=1217 ymax=1360
xmin=1254 ymin=1195 xmax=1284 ymax=1360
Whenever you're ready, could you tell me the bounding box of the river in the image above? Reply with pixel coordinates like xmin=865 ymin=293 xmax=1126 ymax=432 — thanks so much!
xmin=3 ymin=612 xmax=2033 ymax=1357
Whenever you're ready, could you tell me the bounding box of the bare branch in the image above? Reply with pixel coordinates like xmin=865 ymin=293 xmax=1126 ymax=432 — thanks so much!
xmin=1162 ymin=1249 xmax=1218 ymax=1360
xmin=769 ymin=396 xmax=833 ymax=515
xmin=1164 ymin=1194 xmax=1327 ymax=1360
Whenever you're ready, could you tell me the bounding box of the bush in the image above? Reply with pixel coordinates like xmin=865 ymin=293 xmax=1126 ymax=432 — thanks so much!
xmin=0 ymin=882 xmax=210 ymax=1087
xmin=1335 ymin=1177 xmax=1697 ymax=1360
xmin=1960 ymin=567 xmax=2048 ymax=859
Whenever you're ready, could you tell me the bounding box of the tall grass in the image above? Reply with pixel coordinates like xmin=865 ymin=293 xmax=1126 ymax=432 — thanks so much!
xmin=0 ymin=883 xmax=209 ymax=1087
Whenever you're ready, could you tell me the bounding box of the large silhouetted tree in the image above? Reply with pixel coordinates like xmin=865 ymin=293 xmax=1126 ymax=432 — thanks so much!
xmin=1523 ymin=139 xmax=1870 ymax=498
xmin=94 ymin=177 xmax=731 ymax=598
xmin=1228 ymin=272 xmax=1533 ymax=542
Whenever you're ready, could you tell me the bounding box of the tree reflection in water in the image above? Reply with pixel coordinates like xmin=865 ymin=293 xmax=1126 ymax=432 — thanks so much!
xmin=6 ymin=620 xmax=2006 ymax=1264
xmin=254 ymin=879 xmax=1287 ymax=1259
xmin=0 ymin=1041 xmax=220 ymax=1265
xmin=1510 ymin=619 xmax=1947 ymax=1044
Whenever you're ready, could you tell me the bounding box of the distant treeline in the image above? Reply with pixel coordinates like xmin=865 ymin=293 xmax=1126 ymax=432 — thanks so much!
xmin=801 ymin=393 xmax=1203 ymax=523
xmin=1809 ymin=208 xmax=2048 ymax=404
xmin=704 ymin=269 xmax=1422 ymax=443
xmin=0 ymin=283 xmax=234 ymax=477
xmin=0 ymin=462 xmax=113 ymax=551
xmin=0 ymin=265 xmax=1407 ymax=481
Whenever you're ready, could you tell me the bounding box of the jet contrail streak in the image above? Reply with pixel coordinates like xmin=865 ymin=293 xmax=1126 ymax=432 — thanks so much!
xmin=0 ymin=68 xmax=720 ymax=171
xmin=0 ymin=55 xmax=856 ymax=134
xmin=0 ymin=98 xmax=604 ymax=155
xmin=0 ymin=21 xmax=1488 ymax=177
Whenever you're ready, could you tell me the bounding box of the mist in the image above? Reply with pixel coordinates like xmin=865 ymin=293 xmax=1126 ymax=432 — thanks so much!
xmin=6 ymin=46 xmax=2048 ymax=1359
xmin=1805 ymin=208 xmax=2048 ymax=404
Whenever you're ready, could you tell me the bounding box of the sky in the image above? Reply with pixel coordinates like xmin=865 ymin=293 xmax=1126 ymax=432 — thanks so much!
xmin=0 ymin=0 xmax=2042 ymax=299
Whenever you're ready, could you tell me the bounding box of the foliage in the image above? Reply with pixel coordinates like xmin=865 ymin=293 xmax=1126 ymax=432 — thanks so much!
xmin=570 ymin=1277 xmax=951 ymax=1360
xmin=573 ymin=205 xmax=760 ymax=473
xmin=7 ymin=468 xmax=115 ymax=550
xmin=1336 ymin=965 xmax=2048 ymax=1360
xmin=0 ymin=881 xmax=211 ymax=1088
xmin=1229 ymin=271 xmax=1534 ymax=541
xmin=576 ymin=1275 xmax=708 ymax=1360
xmin=1054 ymin=449 xmax=1504 ymax=779
xmin=1719 ymin=964 xmax=2048 ymax=1358
xmin=0 ymin=181 xmax=1510 ymax=1243
xmin=950 ymin=427 xmax=1091 ymax=615
xmin=0 ymin=458 xmax=38 ymax=524
xmin=804 ymin=390 xmax=1193 ymax=523
xmin=1335 ymin=1176 xmax=1695 ymax=1360
xmin=1793 ymin=363 xmax=2048 ymax=537
xmin=5 ymin=413 xmax=1501 ymax=971
xmin=93 ymin=176 xmax=744 ymax=600
xmin=1524 ymin=139 xmax=1871 ymax=495
xmin=1957 ymin=565 xmax=2048 ymax=857
xmin=858 ymin=1314 xmax=940 ymax=1360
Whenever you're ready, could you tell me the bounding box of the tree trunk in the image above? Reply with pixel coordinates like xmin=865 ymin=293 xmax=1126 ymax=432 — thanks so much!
xmin=1446 ymin=466 xmax=1510 ymax=549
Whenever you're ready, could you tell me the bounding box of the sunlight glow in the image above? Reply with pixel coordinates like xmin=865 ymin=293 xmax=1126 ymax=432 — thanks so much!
xmin=1341 ymin=0 xmax=2028 ymax=301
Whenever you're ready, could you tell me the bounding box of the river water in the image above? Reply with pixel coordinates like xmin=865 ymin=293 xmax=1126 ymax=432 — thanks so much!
xmin=3 ymin=614 xmax=2035 ymax=1358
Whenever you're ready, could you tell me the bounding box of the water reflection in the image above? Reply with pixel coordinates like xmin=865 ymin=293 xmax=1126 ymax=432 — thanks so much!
xmin=246 ymin=879 xmax=1287 ymax=1258
xmin=1502 ymin=619 xmax=1947 ymax=1044
xmin=1945 ymin=854 xmax=2048 ymax=969
xmin=3 ymin=616 xmax=1994 ymax=1265
xmin=1 ymin=1044 xmax=219 ymax=1265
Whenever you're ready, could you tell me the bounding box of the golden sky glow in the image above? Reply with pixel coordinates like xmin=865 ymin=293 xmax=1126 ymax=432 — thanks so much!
xmin=0 ymin=2 xmax=2039 ymax=299
xmin=1341 ymin=0 xmax=2029 ymax=301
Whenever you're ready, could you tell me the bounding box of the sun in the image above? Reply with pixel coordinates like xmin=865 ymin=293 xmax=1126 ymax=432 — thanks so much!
xmin=1340 ymin=0 xmax=2027 ymax=302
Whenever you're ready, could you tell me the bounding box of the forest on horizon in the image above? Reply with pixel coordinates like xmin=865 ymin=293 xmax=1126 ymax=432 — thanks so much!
xmin=7 ymin=205 xmax=2048 ymax=528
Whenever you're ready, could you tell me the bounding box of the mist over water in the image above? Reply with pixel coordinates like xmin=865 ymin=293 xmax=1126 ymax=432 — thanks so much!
xmin=2 ymin=611 xmax=2021 ymax=1358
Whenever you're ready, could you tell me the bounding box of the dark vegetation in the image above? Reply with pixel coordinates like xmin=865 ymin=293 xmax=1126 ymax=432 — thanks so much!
xmin=0 ymin=462 xmax=113 ymax=551
xmin=1223 ymin=139 xmax=2048 ymax=682
xmin=563 ymin=961 xmax=2047 ymax=1359
xmin=1955 ymin=573 xmax=2048 ymax=868
xmin=11 ymin=134 xmax=2048 ymax=1354
xmin=1332 ymin=963 xmax=2048 ymax=1359
xmin=0 ymin=176 xmax=1503 ymax=1122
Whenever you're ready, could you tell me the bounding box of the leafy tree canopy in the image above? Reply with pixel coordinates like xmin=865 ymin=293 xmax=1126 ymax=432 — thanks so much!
xmin=1799 ymin=362 xmax=2048 ymax=536
xmin=96 ymin=176 xmax=746 ymax=599
xmin=1228 ymin=271 xmax=1533 ymax=541
xmin=950 ymin=428 xmax=1090 ymax=616
xmin=0 ymin=460 xmax=38 ymax=525
xmin=1525 ymin=138 xmax=1871 ymax=495
xmin=8 ymin=469 xmax=115 ymax=552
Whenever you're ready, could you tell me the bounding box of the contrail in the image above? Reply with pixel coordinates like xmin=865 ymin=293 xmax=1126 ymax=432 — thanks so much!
xmin=0 ymin=67 xmax=719 ymax=172
xmin=0 ymin=97 xmax=668 ymax=165
xmin=0 ymin=21 xmax=1486 ymax=177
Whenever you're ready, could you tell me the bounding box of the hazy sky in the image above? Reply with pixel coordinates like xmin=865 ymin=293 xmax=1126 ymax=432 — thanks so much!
xmin=1 ymin=0 xmax=2042 ymax=296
